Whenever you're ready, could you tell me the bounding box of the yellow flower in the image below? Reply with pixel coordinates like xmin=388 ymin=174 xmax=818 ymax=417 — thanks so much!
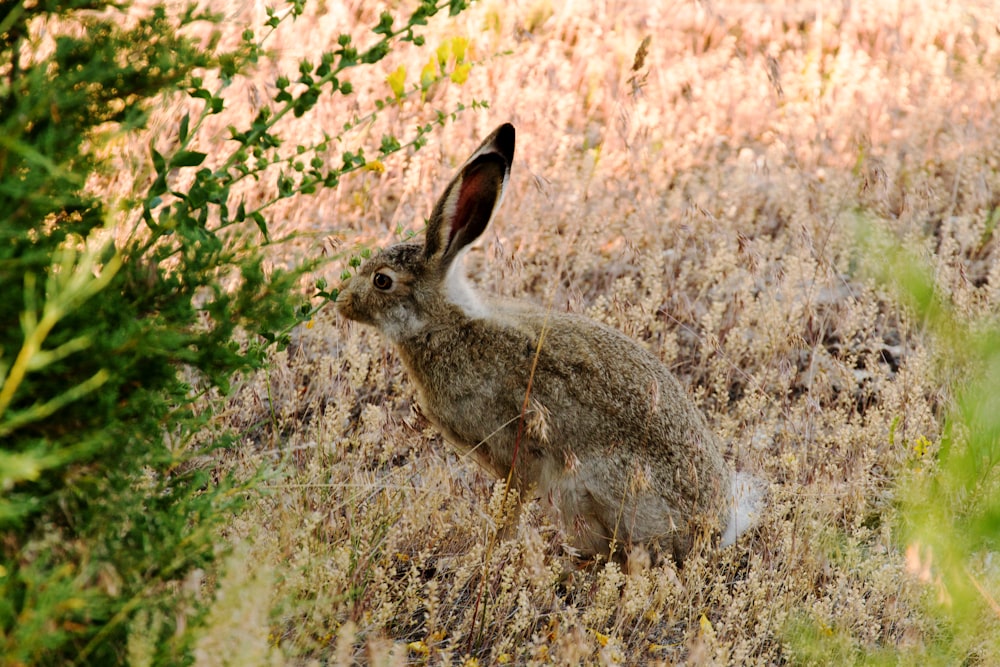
xmin=450 ymin=63 xmax=471 ymax=85
xmin=421 ymin=60 xmax=437 ymax=89
xmin=386 ymin=65 xmax=406 ymax=101
xmin=699 ymin=614 xmax=715 ymax=641
xmin=451 ymin=36 xmax=469 ymax=62
xmin=592 ymin=629 xmax=611 ymax=647
xmin=407 ymin=640 xmax=429 ymax=655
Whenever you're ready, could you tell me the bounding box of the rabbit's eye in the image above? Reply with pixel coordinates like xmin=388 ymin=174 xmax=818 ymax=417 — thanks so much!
xmin=372 ymin=272 xmax=393 ymax=291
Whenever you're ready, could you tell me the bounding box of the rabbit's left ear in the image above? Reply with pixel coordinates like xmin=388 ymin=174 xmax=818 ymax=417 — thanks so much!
xmin=424 ymin=123 xmax=515 ymax=268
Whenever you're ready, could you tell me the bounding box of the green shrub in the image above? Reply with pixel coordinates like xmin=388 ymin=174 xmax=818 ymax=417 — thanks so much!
xmin=0 ymin=0 xmax=476 ymax=663
xmin=787 ymin=215 xmax=1000 ymax=664
xmin=869 ymin=217 xmax=1000 ymax=664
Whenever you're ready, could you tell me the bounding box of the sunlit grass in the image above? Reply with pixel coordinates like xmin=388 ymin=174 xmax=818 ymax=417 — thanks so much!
xmin=100 ymin=0 xmax=1000 ymax=662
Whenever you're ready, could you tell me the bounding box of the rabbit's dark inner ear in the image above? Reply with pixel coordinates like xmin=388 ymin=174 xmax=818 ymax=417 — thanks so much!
xmin=426 ymin=153 xmax=507 ymax=265
xmin=446 ymin=156 xmax=506 ymax=252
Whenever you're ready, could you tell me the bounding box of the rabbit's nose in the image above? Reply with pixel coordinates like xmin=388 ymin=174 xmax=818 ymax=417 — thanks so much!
xmin=334 ymin=294 xmax=354 ymax=320
xmin=333 ymin=283 xmax=351 ymax=311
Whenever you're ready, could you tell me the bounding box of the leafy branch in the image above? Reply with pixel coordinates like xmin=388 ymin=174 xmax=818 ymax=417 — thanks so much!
xmin=140 ymin=0 xmax=477 ymax=246
xmin=0 ymin=235 xmax=122 ymax=438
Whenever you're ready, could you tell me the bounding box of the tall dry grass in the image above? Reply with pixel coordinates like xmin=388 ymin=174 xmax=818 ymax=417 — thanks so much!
xmin=104 ymin=0 xmax=1000 ymax=663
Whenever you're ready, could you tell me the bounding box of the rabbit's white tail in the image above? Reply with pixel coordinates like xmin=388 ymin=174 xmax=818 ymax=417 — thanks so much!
xmin=720 ymin=471 xmax=765 ymax=547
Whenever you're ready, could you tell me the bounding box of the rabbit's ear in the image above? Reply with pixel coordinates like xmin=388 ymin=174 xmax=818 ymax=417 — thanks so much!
xmin=424 ymin=123 xmax=515 ymax=267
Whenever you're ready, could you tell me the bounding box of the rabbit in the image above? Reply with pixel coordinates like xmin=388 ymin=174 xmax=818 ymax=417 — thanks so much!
xmin=336 ymin=123 xmax=762 ymax=565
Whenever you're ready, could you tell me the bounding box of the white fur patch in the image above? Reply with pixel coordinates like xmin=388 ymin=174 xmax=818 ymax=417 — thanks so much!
xmin=444 ymin=252 xmax=490 ymax=318
xmin=441 ymin=182 xmax=461 ymax=228
xmin=720 ymin=471 xmax=765 ymax=547
xmin=378 ymin=307 xmax=426 ymax=342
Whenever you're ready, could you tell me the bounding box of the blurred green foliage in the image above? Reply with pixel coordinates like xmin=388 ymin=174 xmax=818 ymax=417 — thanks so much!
xmin=788 ymin=213 xmax=1000 ymax=664
xmin=0 ymin=0 xmax=474 ymax=663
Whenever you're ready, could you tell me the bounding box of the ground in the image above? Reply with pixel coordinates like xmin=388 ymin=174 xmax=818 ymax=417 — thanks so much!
xmin=124 ymin=0 xmax=1000 ymax=663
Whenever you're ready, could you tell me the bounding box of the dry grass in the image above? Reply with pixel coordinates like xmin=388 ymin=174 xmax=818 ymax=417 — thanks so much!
xmin=107 ymin=0 xmax=1000 ymax=663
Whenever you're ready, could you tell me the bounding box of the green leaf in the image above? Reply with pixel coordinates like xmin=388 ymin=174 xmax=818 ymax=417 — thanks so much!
xmin=151 ymin=144 xmax=166 ymax=173
xmin=380 ymin=134 xmax=401 ymax=155
xmin=0 ymin=450 xmax=45 ymax=487
xmin=170 ymin=150 xmax=207 ymax=168
xmin=362 ymin=42 xmax=390 ymax=64
xmin=250 ymin=211 xmax=270 ymax=242
xmin=374 ymin=11 xmax=394 ymax=35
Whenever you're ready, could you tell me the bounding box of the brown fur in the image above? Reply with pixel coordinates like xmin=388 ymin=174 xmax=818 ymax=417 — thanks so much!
xmin=337 ymin=124 xmax=758 ymax=564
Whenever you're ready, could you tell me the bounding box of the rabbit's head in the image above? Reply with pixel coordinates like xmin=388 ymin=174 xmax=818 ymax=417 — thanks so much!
xmin=337 ymin=124 xmax=515 ymax=341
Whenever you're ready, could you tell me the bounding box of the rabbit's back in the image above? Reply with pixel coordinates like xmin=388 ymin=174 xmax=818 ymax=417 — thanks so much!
xmin=396 ymin=302 xmax=732 ymax=559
